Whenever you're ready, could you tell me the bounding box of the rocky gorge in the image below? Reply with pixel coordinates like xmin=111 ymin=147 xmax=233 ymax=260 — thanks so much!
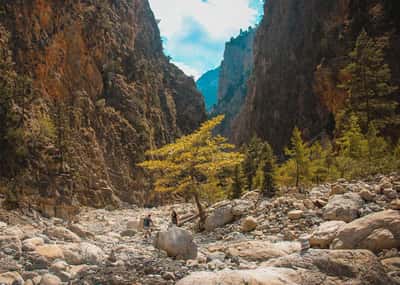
xmin=0 ymin=174 xmax=399 ymax=284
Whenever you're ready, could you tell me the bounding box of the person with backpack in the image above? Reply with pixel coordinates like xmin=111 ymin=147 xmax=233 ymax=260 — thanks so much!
xmin=171 ymin=209 xmax=178 ymax=226
xmin=143 ymin=214 xmax=153 ymax=239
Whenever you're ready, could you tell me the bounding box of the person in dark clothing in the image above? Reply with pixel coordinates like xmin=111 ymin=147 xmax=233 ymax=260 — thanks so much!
xmin=143 ymin=214 xmax=153 ymax=238
xmin=171 ymin=209 xmax=178 ymax=226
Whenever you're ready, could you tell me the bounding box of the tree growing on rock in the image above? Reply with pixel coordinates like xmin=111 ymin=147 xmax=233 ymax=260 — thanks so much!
xmin=138 ymin=115 xmax=244 ymax=229
xmin=339 ymin=29 xmax=398 ymax=132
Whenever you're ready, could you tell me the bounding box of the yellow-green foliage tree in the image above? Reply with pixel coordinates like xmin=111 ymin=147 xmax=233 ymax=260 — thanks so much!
xmin=281 ymin=127 xmax=312 ymax=187
xmin=335 ymin=114 xmax=368 ymax=178
xmin=138 ymin=115 xmax=243 ymax=228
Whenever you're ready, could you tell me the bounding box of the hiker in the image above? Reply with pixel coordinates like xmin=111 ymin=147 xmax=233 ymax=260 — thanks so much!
xmin=171 ymin=209 xmax=178 ymax=226
xmin=143 ymin=214 xmax=153 ymax=239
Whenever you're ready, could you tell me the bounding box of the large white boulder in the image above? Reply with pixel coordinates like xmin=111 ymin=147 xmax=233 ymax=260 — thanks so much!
xmin=331 ymin=210 xmax=400 ymax=253
xmin=323 ymin=193 xmax=364 ymax=222
xmin=154 ymin=226 xmax=197 ymax=260
xmin=205 ymin=205 xmax=234 ymax=231
xmin=309 ymin=221 xmax=346 ymax=248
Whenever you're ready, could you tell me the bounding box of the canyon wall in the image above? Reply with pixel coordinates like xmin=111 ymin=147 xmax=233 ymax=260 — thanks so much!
xmin=0 ymin=0 xmax=206 ymax=217
xmin=233 ymin=0 xmax=400 ymax=153
xmin=212 ymin=28 xmax=255 ymax=137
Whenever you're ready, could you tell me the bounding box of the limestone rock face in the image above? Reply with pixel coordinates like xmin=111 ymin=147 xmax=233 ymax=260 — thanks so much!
xmin=154 ymin=226 xmax=197 ymax=260
xmin=211 ymin=28 xmax=256 ymax=137
xmin=233 ymin=0 xmax=400 ymax=152
xmin=331 ymin=210 xmax=400 ymax=253
xmin=323 ymin=193 xmax=364 ymax=222
xmin=0 ymin=0 xmax=206 ymax=217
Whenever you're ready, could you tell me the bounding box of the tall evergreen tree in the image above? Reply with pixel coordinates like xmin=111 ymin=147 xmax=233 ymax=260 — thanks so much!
xmin=339 ymin=29 xmax=398 ymax=131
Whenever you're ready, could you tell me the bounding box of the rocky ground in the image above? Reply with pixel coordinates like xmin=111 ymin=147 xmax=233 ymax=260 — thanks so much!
xmin=1 ymin=174 xmax=400 ymax=285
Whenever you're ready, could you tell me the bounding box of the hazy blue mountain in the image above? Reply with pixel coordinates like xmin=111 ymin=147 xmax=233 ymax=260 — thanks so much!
xmin=196 ymin=67 xmax=220 ymax=112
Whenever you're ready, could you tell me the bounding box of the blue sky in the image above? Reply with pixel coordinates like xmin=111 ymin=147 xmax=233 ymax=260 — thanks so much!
xmin=149 ymin=0 xmax=264 ymax=79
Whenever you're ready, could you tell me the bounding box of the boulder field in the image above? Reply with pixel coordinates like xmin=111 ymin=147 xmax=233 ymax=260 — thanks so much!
xmin=0 ymin=174 xmax=399 ymax=284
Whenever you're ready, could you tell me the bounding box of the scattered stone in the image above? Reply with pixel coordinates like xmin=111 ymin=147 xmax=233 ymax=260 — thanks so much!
xmin=79 ymin=242 xmax=107 ymax=265
xmin=22 ymin=237 xmax=44 ymax=252
xmin=359 ymin=189 xmax=375 ymax=201
xmin=330 ymin=184 xmax=346 ymax=196
xmin=240 ymin=216 xmax=257 ymax=232
xmin=0 ymin=272 xmax=24 ymax=285
xmin=178 ymin=250 xmax=392 ymax=285
xmin=288 ymin=210 xmax=303 ymax=220
xmin=68 ymin=224 xmax=95 ymax=239
xmin=45 ymin=227 xmax=80 ymax=242
xmin=39 ymin=273 xmax=61 ymax=285
xmin=390 ymin=199 xmax=400 ymax=210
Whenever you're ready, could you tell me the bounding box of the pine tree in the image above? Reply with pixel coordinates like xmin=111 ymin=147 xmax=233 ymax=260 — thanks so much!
xmin=339 ymin=29 xmax=398 ymax=131
xmin=138 ymin=115 xmax=244 ymax=229
xmin=284 ymin=127 xmax=311 ymax=187
xmin=310 ymin=142 xmax=329 ymax=184
xmin=335 ymin=114 xmax=368 ymax=178
xmin=230 ymin=165 xmax=246 ymax=199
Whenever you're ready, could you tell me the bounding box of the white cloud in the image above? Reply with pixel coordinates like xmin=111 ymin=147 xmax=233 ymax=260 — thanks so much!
xmin=150 ymin=0 xmax=257 ymax=40
xmin=172 ymin=61 xmax=202 ymax=79
xmin=149 ymin=0 xmax=262 ymax=77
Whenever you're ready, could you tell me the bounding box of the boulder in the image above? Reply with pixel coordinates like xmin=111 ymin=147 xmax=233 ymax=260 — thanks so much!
xmin=264 ymin=249 xmax=395 ymax=285
xmin=309 ymin=221 xmax=346 ymax=248
xmin=240 ymin=216 xmax=257 ymax=232
xmin=359 ymin=189 xmax=375 ymax=202
xmin=383 ymin=188 xmax=398 ymax=200
xmin=126 ymin=219 xmax=144 ymax=231
xmin=331 ymin=210 xmax=400 ymax=253
xmin=205 ymin=205 xmax=234 ymax=231
xmin=381 ymin=257 xmax=400 ymax=272
xmin=288 ymin=210 xmax=303 ymax=220
xmin=178 ymin=250 xmax=393 ymax=285
xmin=0 ymin=235 xmax=22 ymax=256
xmin=330 ymin=184 xmax=346 ymax=196
xmin=241 ymin=191 xmax=260 ymax=202
xmin=68 ymin=224 xmax=95 ymax=239
xmin=22 ymin=237 xmax=44 ymax=251
xmin=154 ymin=226 xmax=197 ymax=260
xmin=177 ymin=267 xmax=299 ymax=285
xmin=34 ymin=245 xmax=65 ymax=262
xmin=231 ymin=200 xmax=254 ymax=217
xmin=390 ymin=199 xmax=400 ymax=210
xmin=79 ymin=242 xmax=107 ymax=265
xmin=323 ymin=193 xmax=364 ymax=222
xmin=224 ymin=241 xmax=301 ymax=262
xmin=0 ymin=272 xmax=24 ymax=285
xmin=39 ymin=274 xmax=61 ymax=285
xmin=45 ymin=226 xmax=80 ymax=242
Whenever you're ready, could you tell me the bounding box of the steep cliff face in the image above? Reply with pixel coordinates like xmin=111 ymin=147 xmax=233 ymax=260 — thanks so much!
xmin=212 ymin=28 xmax=255 ymax=137
xmin=233 ymin=0 xmax=400 ymax=153
xmin=196 ymin=67 xmax=220 ymax=112
xmin=0 ymin=0 xmax=206 ymax=217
